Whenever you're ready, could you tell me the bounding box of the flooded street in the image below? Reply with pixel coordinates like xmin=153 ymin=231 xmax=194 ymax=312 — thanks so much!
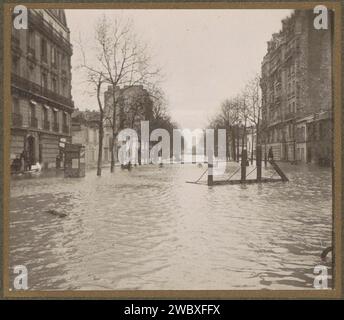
xmin=9 ymin=162 xmax=332 ymax=290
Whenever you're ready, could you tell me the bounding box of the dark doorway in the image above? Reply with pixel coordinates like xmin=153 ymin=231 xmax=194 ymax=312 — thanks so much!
xmin=27 ymin=136 xmax=35 ymax=166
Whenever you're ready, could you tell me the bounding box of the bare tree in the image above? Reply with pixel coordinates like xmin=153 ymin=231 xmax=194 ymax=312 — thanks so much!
xmin=208 ymin=75 xmax=262 ymax=163
xmin=242 ymin=74 xmax=262 ymax=163
xmin=95 ymin=74 xmax=105 ymax=176
xmin=76 ymin=45 xmax=106 ymax=176
xmin=93 ymin=16 xmax=160 ymax=172
xmin=208 ymin=97 xmax=243 ymax=161
xmin=78 ymin=15 xmax=160 ymax=172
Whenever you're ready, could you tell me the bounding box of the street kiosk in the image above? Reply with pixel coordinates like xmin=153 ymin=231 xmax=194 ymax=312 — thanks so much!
xmin=64 ymin=143 xmax=86 ymax=178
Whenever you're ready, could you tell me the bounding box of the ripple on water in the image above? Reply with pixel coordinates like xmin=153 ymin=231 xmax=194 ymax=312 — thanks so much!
xmin=9 ymin=163 xmax=332 ymax=290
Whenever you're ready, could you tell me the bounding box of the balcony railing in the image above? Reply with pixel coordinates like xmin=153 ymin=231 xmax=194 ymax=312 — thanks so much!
xmin=53 ymin=122 xmax=59 ymax=132
xmin=43 ymin=120 xmax=50 ymax=130
xmin=30 ymin=117 xmax=38 ymax=128
xmin=28 ymin=11 xmax=72 ymax=55
xmin=11 ymin=73 xmax=74 ymax=108
xmin=285 ymin=112 xmax=295 ymax=120
xmin=62 ymin=124 xmax=69 ymax=134
xmin=12 ymin=113 xmax=22 ymax=127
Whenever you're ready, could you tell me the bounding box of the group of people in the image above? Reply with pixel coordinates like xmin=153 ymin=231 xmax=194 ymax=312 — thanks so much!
xmin=11 ymin=150 xmax=44 ymax=173
xmin=11 ymin=150 xmax=33 ymax=172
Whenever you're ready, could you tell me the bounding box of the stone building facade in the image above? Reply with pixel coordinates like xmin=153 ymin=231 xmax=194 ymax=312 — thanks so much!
xmin=71 ymin=109 xmax=112 ymax=168
xmin=260 ymin=10 xmax=333 ymax=165
xmin=11 ymin=9 xmax=74 ymax=170
xmin=104 ymin=85 xmax=153 ymax=133
xmin=103 ymin=85 xmax=153 ymax=162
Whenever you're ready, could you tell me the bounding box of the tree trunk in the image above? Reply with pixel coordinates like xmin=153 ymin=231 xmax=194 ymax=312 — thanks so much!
xmin=110 ymin=89 xmax=117 ymax=173
xmin=110 ymin=132 xmax=115 ymax=172
xmin=232 ymin=126 xmax=236 ymax=161
xmin=95 ymin=77 xmax=104 ymax=176
xmin=226 ymin=125 xmax=230 ymax=161
xmin=241 ymin=119 xmax=247 ymax=152
xmin=97 ymin=112 xmax=104 ymax=176
xmin=236 ymin=125 xmax=240 ymax=162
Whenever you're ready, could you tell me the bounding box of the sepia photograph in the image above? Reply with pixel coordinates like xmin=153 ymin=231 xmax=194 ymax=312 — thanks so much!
xmin=3 ymin=1 xmax=342 ymax=298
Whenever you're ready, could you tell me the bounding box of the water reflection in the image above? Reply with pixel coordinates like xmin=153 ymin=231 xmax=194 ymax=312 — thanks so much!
xmin=9 ymin=162 xmax=332 ymax=290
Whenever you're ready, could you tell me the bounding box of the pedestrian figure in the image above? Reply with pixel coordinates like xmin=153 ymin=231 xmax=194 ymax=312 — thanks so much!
xmin=56 ymin=155 xmax=61 ymax=169
xmin=268 ymin=147 xmax=274 ymax=161
xmin=11 ymin=155 xmax=21 ymax=172
xmin=23 ymin=150 xmax=30 ymax=171
xmin=20 ymin=150 xmax=25 ymax=171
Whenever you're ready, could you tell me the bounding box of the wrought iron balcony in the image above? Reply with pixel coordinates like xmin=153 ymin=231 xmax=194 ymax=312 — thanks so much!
xmin=11 ymin=73 xmax=74 ymax=108
xmin=285 ymin=112 xmax=295 ymax=120
xmin=12 ymin=113 xmax=22 ymax=127
xmin=28 ymin=11 xmax=72 ymax=56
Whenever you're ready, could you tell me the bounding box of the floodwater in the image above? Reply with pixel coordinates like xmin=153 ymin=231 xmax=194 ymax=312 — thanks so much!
xmin=9 ymin=162 xmax=333 ymax=290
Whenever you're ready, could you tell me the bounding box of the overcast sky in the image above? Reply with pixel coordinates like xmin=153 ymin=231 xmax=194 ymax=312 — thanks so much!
xmin=66 ymin=9 xmax=292 ymax=129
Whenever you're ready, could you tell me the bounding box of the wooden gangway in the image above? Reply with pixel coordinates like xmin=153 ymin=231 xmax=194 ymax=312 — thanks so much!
xmin=186 ymin=146 xmax=289 ymax=186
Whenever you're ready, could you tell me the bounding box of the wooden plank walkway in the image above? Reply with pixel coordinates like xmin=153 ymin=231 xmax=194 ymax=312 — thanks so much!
xmin=186 ymin=177 xmax=285 ymax=185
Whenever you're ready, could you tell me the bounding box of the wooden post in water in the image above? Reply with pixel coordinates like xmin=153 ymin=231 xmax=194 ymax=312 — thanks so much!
xmin=241 ymin=149 xmax=247 ymax=182
xmin=207 ymin=157 xmax=213 ymax=186
xmin=256 ymin=145 xmax=262 ymax=181
xmin=269 ymin=159 xmax=289 ymax=182
xmin=264 ymin=145 xmax=267 ymax=167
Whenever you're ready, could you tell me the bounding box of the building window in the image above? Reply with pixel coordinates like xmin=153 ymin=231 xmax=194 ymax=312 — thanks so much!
xmin=30 ymin=104 xmax=37 ymax=128
xmin=28 ymin=30 xmax=35 ymax=57
xmin=43 ymin=107 xmax=48 ymax=122
xmin=61 ymin=54 xmax=68 ymax=71
xmin=53 ymin=109 xmax=59 ymax=132
xmin=51 ymin=47 xmax=57 ymax=68
xmin=12 ymin=98 xmax=22 ymax=127
xmin=42 ymin=106 xmax=49 ymax=130
xmin=53 ymin=110 xmax=58 ymax=123
xmin=41 ymin=73 xmax=48 ymax=89
xmin=12 ymin=98 xmax=19 ymax=114
xmin=41 ymin=38 xmax=47 ymax=62
xmin=61 ymin=80 xmax=66 ymax=96
xmin=94 ymin=129 xmax=97 ymax=144
xmin=52 ymin=77 xmax=58 ymax=93
xmin=12 ymin=56 xmax=19 ymax=74
xmin=62 ymin=112 xmax=69 ymax=134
